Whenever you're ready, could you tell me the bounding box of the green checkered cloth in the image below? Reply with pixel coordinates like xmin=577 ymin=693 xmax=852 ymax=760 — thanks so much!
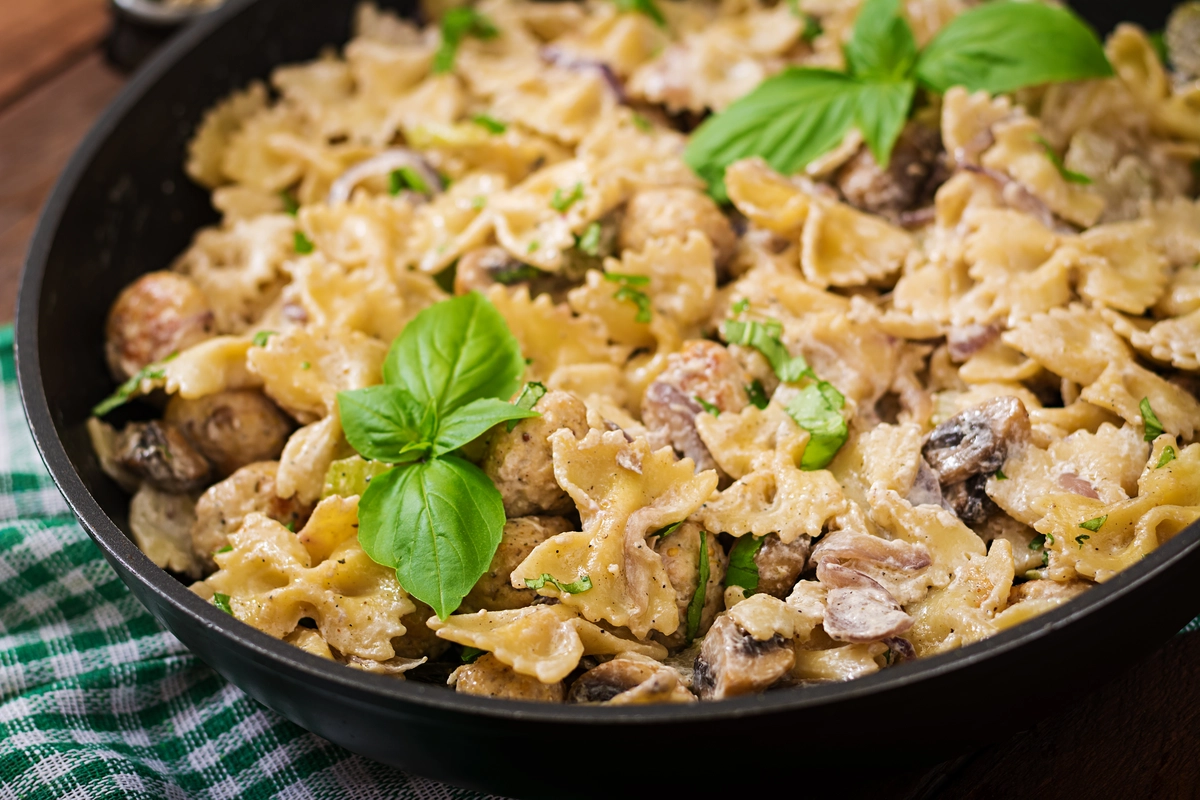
xmin=0 ymin=328 xmax=500 ymax=799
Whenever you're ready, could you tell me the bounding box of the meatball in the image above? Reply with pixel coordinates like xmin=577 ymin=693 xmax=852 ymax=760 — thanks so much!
xmin=642 ymin=340 xmax=748 ymax=474
xmin=693 ymin=615 xmax=794 ymax=700
xmin=113 ymin=420 xmax=212 ymax=494
xmin=190 ymin=461 xmax=314 ymax=569
xmin=105 ymin=271 xmax=215 ymax=381
xmin=754 ymin=533 xmax=812 ymax=599
xmin=391 ymin=601 xmax=452 ymax=660
xmin=567 ymin=653 xmax=694 ymax=704
xmin=451 ymin=654 xmax=565 ymax=702
xmin=653 ymin=521 xmax=727 ymax=650
xmin=482 ymin=390 xmax=589 ymax=517
xmin=165 ymin=390 xmax=294 ymax=478
xmin=462 ymin=516 xmax=575 ymax=612
xmin=619 ymin=188 xmax=737 ymax=267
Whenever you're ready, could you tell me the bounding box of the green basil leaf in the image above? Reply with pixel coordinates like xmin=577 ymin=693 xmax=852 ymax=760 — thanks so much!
xmin=695 ymin=396 xmax=720 ymax=416
xmin=251 ymin=330 xmax=277 ymax=348
xmin=322 ymin=455 xmax=394 ymax=499
xmin=212 ymin=593 xmax=234 ymax=615
xmin=686 ymin=530 xmax=710 ymax=643
xmin=725 ymin=535 xmax=764 ymax=593
xmin=612 ymin=0 xmax=666 ymax=28
xmin=1075 ymin=534 xmax=1091 ymax=549
xmin=383 ymin=293 xmax=526 ymax=419
xmin=1140 ymin=397 xmax=1165 ymax=441
xmin=508 ymin=381 xmax=547 ymax=431
xmin=433 ymin=7 xmax=499 ymax=74
xmin=92 ymin=353 xmax=178 ymax=417
xmin=684 ymin=68 xmax=861 ymax=203
xmin=915 ymin=1 xmax=1112 ymax=95
xmin=1029 ymin=533 xmax=1046 ymax=551
xmin=855 ymin=79 xmax=915 ymax=167
xmin=613 ymin=286 xmax=652 ymax=323
xmin=651 ymin=520 xmax=684 ymax=540
xmin=995 ymin=469 xmax=1008 ymax=480
xmin=786 ymin=380 xmax=848 ymax=470
xmin=1033 ymin=135 xmax=1092 ymax=184
xmin=433 ymin=397 xmax=540 ymax=456
xmin=723 ymin=319 xmax=811 ymax=383
xmin=461 ymin=645 xmax=486 ymax=663
xmin=471 ymin=114 xmax=507 ymax=134
xmin=550 ymin=182 xmax=584 ymax=212
xmin=337 ymin=386 xmax=434 ymax=464
xmin=1156 ymin=445 xmax=1178 ymax=469
xmin=294 ymin=231 xmax=315 ymax=254
xmin=358 ymin=456 xmax=505 ymax=619
xmin=604 ymin=272 xmax=650 ymax=286
xmin=1079 ymin=515 xmax=1107 ymax=533
xmin=844 ymin=0 xmax=917 ymax=82
xmin=523 ymin=573 xmax=594 ymax=594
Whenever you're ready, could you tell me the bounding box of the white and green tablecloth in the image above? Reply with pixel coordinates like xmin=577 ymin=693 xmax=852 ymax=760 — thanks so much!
xmin=0 ymin=328 xmax=500 ymax=799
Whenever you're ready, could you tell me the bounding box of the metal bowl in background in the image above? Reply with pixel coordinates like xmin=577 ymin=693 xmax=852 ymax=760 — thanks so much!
xmin=16 ymin=0 xmax=1200 ymax=795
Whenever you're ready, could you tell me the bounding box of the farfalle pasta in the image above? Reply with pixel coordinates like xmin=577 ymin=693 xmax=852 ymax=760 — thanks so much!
xmin=91 ymin=0 xmax=1200 ymax=703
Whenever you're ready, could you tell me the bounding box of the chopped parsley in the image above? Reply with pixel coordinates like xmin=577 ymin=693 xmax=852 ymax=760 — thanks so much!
xmin=471 ymin=113 xmax=507 ymax=134
xmin=1079 ymin=515 xmax=1107 ymax=532
xmin=212 ymin=593 xmax=234 ymax=615
xmin=1075 ymin=534 xmax=1091 ymax=549
xmin=745 ymin=380 xmax=769 ymax=410
xmin=300 ymin=361 xmax=311 ymax=371
xmin=433 ymin=7 xmax=499 ymax=74
xmin=471 ymin=195 xmax=486 ymax=210
xmin=577 ymin=222 xmax=604 ymax=256
xmin=293 ymin=231 xmax=315 ymax=254
xmin=1156 ymin=445 xmax=1177 ymax=469
xmin=1140 ymin=397 xmax=1165 ymax=441
xmin=613 ymin=286 xmax=652 ymax=323
xmin=550 ymin=182 xmax=585 ymax=212
xmin=524 ymin=573 xmax=593 ymax=594
xmin=389 ymin=166 xmax=431 ymax=196
xmin=252 ymin=330 xmax=277 ymax=348
xmin=695 ymin=396 xmax=720 ymax=416
xmin=731 ymin=298 xmax=750 ymax=314
xmin=507 ymin=381 xmax=546 ymax=431
xmin=631 ymin=113 xmax=653 ymax=132
xmin=527 ymin=241 xmax=540 ymax=253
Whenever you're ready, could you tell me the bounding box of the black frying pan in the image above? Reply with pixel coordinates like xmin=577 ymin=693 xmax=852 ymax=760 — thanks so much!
xmin=15 ymin=1 xmax=1196 ymax=795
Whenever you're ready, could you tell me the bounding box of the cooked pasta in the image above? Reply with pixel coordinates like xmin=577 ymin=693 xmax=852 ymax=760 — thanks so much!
xmin=90 ymin=0 xmax=1200 ymax=703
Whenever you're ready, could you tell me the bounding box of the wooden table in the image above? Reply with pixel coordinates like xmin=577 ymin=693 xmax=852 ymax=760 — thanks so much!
xmin=3 ymin=2 xmax=1200 ymax=797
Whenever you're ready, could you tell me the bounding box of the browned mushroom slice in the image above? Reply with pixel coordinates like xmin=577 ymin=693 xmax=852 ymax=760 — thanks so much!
xmin=942 ymin=473 xmax=996 ymax=526
xmin=834 ymin=123 xmax=947 ymax=224
xmin=105 ymin=271 xmax=215 ymax=381
xmin=481 ymin=390 xmax=589 ymax=517
xmin=567 ymin=654 xmax=694 ymax=704
xmin=818 ymin=562 xmax=914 ymax=644
xmin=693 ymin=615 xmax=794 ymax=700
xmin=450 ymin=654 xmax=565 ymax=702
xmin=642 ymin=340 xmax=749 ymax=475
xmin=754 ymin=533 xmax=812 ymax=599
xmin=462 ymin=516 xmax=575 ymax=612
xmin=922 ymin=396 xmax=1031 ymax=486
xmin=165 ymin=389 xmax=294 ymax=478
xmin=113 ymin=420 xmax=212 ymax=494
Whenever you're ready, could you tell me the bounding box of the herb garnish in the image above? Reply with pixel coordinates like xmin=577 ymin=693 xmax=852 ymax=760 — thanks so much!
xmin=507 ymin=381 xmax=546 ymax=431
xmin=612 ymin=0 xmax=666 ymax=28
xmin=603 ymin=272 xmax=650 ymax=286
xmin=252 ymin=330 xmax=276 ymax=348
xmin=550 ymin=182 xmax=585 ymax=212
xmin=212 ymin=593 xmax=234 ymax=615
xmin=631 ymin=113 xmax=653 ymax=132
xmin=745 ymin=380 xmax=769 ymax=410
xmin=723 ymin=319 xmax=811 ymax=383
xmin=786 ymin=381 xmax=848 ymax=470
xmin=1140 ymin=397 xmax=1165 ymax=441
xmin=1079 ymin=515 xmax=1107 ymax=532
xmin=461 ymin=646 xmax=486 ymax=663
xmin=492 ymin=262 xmax=543 ymax=286
xmin=1156 ymin=446 xmax=1178 ymax=469
xmin=731 ymin=298 xmax=750 ymax=314
xmin=606 ymin=273 xmax=652 ymax=322
xmin=524 ymin=573 xmax=594 ymax=594
xmin=337 ymin=293 xmax=541 ymax=618
xmin=389 ymin=166 xmax=431 ymax=196
xmin=1075 ymin=534 xmax=1091 ymax=549
xmin=280 ymin=190 xmax=300 ymax=216
xmin=527 ymin=241 xmax=540 ymax=253
xmin=684 ymin=0 xmax=1111 ymax=201
xmin=92 ymin=352 xmax=179 ymax=417
xmin=652 ymin=520 xmax=684 ymax=540
xmin=215 ymin=545 xmax=233 ymax=554
xmin=686 ymin=531 xmax=710 ymax=643
xmin=695 ymin=396 xmax=720 ymax=416
xmin=1033 ymin=135 xmax=1092 ymax=184
xmin=577 ymin=222 xmax=604 ymax=256
xmin=725 ymin=535 xmax=764 ymax=594
xmin=471 ymin=114 xmax=507 ymax=134
xmin=1029 ymin=533 xmax=1046 ymax=551
xmin=433 ymin=8 xmax=499 ymax=74
xmin=293 ymin=231 xmax=315 ymax=254
xmin=995 ymin=469 xmax=1008 ymax=480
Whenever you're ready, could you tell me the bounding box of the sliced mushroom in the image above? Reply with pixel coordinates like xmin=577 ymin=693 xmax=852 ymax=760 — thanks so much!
xmin=693 ymin=614 xmax=794 ymax=700
xmin=190 ymin=461 xmax=314 ymax=570
xmin=165 ymin=390 xmax=294 ymax=478
xmin=942 ymin=473 xmax=996 ymax=526
xmin=450 ymin=653 xmax=565 ymax=702
xmin=642 ymin=340 xmax=749 ymax=474
xmin=754 ymin=533 xmax=812 ymax=599
xmin=482 ymin=390 xmax=590 ymax=517
xmin=810 ymin=529 xmax=933 ymax=572
xmin=817 ymin=562 xmax=914 ymax=644
xmin=105 ymin=271 xmax=215 ymax=381
xmin=834 ymin=123 xmax=948 ymax=224
xmin=463 ymin=516 xmax=575 ymax=612
xmin=922 ymin=396 xmax=1030 ymax=486
xmin=113 ymin=420 xmax=212 ymax=494
xmin=567 ymin=653 xmax=694 ymax=704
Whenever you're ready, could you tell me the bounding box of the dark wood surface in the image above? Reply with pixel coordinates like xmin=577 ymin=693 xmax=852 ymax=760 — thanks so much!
xmin=3 ymin=4 xmax=1199 ymax=797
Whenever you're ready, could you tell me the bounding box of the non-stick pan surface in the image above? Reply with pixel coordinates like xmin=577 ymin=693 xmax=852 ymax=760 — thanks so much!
xmin=16 ymin=0 xmax=1197 ymax=795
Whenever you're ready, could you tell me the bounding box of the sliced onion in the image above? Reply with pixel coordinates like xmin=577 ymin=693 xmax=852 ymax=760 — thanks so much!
xmin=540 ymin=46 xmax=627 ymax=104
xmin=326 ymin=149 xmax=443 ymax=205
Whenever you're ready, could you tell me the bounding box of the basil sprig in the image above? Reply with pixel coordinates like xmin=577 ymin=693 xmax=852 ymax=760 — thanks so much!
xmin=684 ymin=0 xmax=1111 ymax=201
xmin=338 ymin=293 xmax=541 ymax=619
